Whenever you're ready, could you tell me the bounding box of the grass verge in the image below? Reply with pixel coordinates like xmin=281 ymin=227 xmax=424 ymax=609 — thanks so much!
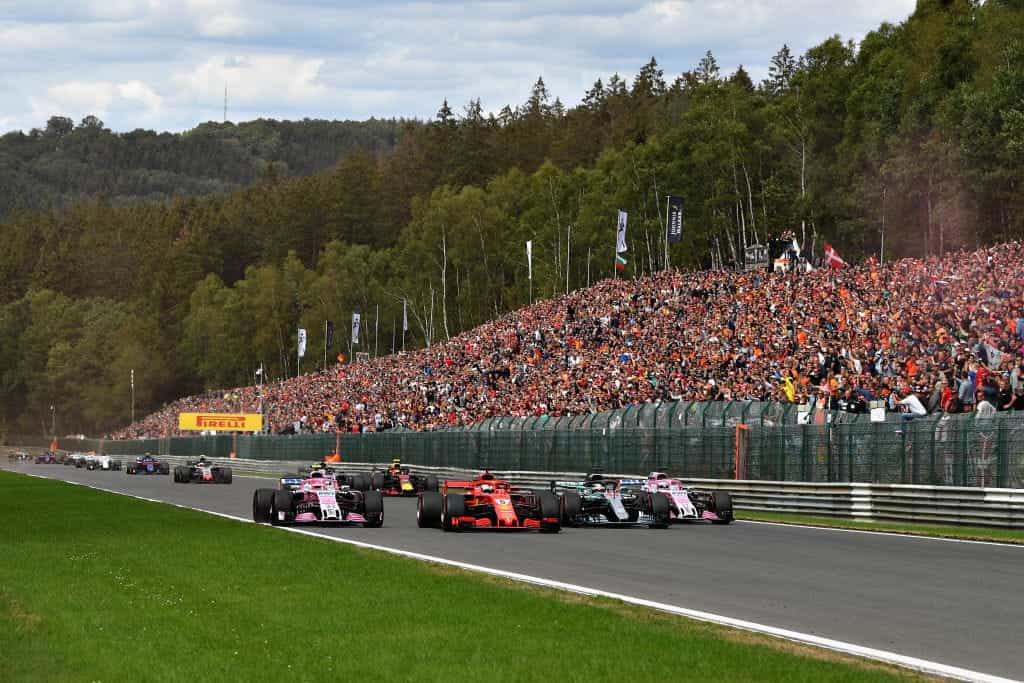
xmin=741 ymin=510 xmax=1024 ymax=544
xmin=0 ymin=470 xmax=924 ymax=682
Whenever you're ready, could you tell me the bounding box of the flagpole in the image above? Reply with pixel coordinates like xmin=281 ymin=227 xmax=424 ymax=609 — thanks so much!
xmin=374 ymin=304 xmax=379 ymax=358
xmin=324 ymin=319 xmax=328 ymax=370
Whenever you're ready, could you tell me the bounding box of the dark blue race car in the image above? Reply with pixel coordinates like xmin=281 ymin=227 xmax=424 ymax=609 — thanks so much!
xmin=125 ymin=455 xmax=170 ymax=475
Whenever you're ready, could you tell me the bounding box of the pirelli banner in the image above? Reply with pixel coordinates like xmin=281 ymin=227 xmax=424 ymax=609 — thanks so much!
xmin=178 ymin=413 xmax=263 ymax=432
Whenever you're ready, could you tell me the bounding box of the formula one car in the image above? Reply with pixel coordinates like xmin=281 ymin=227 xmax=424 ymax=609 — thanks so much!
xmin=84 ymin=454 xmax=123 ymax=471
xmin=64 ymin=453 xmax=86 ymax=467
xmin=371 ymin=459 xmax=439 ymax=496
xmin=640 ymin=473 xmax=733 ymax=524
xmin=551 ymin=473 xmax=671 ymax=528
xmin=173 ymin=458 xmax=232 ymax=484
xmin=31 ymin=451 xmax=56 ymax=464
xmin=125 ymin=455 xmax=170 ymax=475
xmin=252 ymin=470 xmax=382 ymax=527
xmin=291 ymin=462 xmax=371 ymax=491
xmin=9 ymin=450 xmax=31 ymax=463
xmin=417 ymin=472 xmax=561 ymax=532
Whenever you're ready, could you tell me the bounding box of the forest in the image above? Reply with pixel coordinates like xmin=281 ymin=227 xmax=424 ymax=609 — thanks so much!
xmin=1 ymin=0 xmax=1023 ymax=436
xmin=0 ymin=116 xmax=405 ymax=217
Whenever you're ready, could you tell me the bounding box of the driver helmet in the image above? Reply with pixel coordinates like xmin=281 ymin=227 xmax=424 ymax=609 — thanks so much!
xmin=481 ymin=484 xmax=494 ymax=493
xmin=590 ymin=482 xmax=605 ymax=492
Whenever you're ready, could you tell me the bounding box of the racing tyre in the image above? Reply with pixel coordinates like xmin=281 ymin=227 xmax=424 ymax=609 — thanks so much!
xmin=537 ymin=491 xmax=562 ymax=533
xmin=362 ymin=490 xmax=384 ymax=528
xmin=442 ymin=493 xmax=466 ymax=531
xmin=216 ymin=467 xmax=233 ymax=484
xmin=424 ymin=475 xmax=439 ymax=492
xmin=271 ymin=489 xmax=293 ymax=525
xmin=172 ymin=466 xmax=185 ymax=483
xmin=126 ymin=465 xmax=135 ymax=475
xmin=711 ymin=491 xmax=734 ymax=525
xmin=253 ymin=488 xmax=274 ymax=523
xmin=417 ymin=492 xmax=443 ymax=528
xmin=647 ymin=492 xmax=670 ymax=529
xmin=370 ymin=472 xmax=384 ymax=491
xmin=560 ymin=491 xmax=581 ymax=526
xmin=352 ymin=473 xmax=371 ymax=492
xmin=113 ymin=460 xmax=122 ymax=471
xmin=158 ymin=461 xmax=170 ymax=475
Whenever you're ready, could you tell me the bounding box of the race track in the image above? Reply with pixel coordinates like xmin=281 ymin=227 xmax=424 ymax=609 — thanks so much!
xmin=4 ymin=461 xmax=1022 ymax=681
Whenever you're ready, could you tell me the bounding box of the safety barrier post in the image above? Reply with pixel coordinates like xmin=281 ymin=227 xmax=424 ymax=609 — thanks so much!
xmin=734 ymin=424 xmax=748 ymax=480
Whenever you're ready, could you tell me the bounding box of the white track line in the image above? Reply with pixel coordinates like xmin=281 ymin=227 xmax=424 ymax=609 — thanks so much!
xmin=742 ymin=519 xmax=1024 ymax=548
xmin=12 ymin=469 xmax=1020 ymax=683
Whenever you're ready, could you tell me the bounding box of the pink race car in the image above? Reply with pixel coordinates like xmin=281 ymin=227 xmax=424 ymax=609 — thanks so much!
xmin=639 ymin=473 xmax=733 ymax=524
xmin=252 ymin=471 xmax=383 ymax=527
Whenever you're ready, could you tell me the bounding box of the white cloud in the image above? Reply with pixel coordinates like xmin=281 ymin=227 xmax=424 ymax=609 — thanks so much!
xmin=172 ymin=54 xmax=327 ymax=107
xmin=0 ymin=0 xmax=917 ymax=133
xmin=29 ymin=80 xmax=164 ymax=126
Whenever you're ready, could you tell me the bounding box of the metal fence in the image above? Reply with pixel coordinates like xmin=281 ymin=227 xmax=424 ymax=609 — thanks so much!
xmin=19 ymin=401 xmax=1021 ymax=489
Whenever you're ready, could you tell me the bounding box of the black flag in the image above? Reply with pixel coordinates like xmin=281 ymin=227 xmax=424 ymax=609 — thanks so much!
xmin=666 ymin=196 xmax=684 ymax=244
xmin=326 ymin=320 xmax=335 ymax=349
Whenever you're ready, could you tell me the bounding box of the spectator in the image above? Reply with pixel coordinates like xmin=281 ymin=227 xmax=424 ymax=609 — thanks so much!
xmin=109 ymin=241 xmax=1024 ymax=438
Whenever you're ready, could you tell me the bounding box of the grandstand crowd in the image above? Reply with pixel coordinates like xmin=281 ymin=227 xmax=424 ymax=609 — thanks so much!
xmin=112 ymin=241 xmax=1024 ymax=438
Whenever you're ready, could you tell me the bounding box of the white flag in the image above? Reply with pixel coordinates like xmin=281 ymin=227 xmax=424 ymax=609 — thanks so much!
xmin=352 ymin=313 xmax=361 ymax=345
xmin=616 ymin=210 xmax=628 ymax=253
xmin=256 ymin=365 xmax=263 ymax=376
xmin=297 ymin=328 xmax=307 ymax=358
xmin=526 ymin=240 xmax=533 ymax=280
xmin=402 ymin=299 xmax=408 ymax=332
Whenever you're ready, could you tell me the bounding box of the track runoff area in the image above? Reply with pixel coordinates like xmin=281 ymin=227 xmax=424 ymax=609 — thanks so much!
xmin=4 ymin=462 xmax=1022 ymax=682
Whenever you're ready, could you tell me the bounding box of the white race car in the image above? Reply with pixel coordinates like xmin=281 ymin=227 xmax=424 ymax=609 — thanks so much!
xmin=83 ymin=454 xmax=123 ymax=471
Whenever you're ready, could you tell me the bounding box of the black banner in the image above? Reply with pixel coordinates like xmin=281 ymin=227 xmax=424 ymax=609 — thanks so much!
xmin=666 ymin=195 xmax=684 ymax=243
xmin=326 ymin=320 xmax=335 ymax=349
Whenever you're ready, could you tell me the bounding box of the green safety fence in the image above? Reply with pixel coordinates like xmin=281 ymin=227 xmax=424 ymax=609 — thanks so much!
xmin=44 ymin=406 xmax=1024 ymax=488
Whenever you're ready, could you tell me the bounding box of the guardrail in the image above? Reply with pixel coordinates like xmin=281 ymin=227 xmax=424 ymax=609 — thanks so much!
xmin=143 ymin=455 xmax=1024 ymax=529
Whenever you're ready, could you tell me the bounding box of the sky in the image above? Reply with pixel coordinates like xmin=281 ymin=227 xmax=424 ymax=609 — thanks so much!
xmin=0 ymin=0 xmax=917 ymax=134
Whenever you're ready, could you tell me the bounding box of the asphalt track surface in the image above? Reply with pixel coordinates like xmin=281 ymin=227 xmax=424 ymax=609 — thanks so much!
xmin=5 ymin=462 xmax=1022 ymax=680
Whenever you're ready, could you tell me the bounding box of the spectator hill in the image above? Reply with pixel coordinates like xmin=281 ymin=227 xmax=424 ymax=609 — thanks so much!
xmin=113 ymin=242 xmax=1024 ymax=438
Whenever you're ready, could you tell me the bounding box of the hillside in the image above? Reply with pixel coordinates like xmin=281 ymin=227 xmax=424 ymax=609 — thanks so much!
xmin=1 ymin=0 xmax=1023 ymax=436
xmin=0 ymin=117 xmax=405 ymax=217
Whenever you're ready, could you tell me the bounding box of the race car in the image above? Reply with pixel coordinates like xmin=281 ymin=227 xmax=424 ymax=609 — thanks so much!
xmin=640 ymin=473 xmax=733 ymax=524
xmin=9 ymin=450 xmax=31 ymax=463
xmin=291 ymin=462 xmax=371 ymax=491
xmin=551 ymin=473 xmax=671 ymax=528
xmin=32 ymin=451 xmax=57 ymax=464
xmin=371 ymin=459 xmax=439 ymax=496
xmin=84 ymin=454 xmax=123 ymax=471
xmin=252 ymin=471 xmax=382 ymax=527
xmin=66 ymin=453 xmax=89 ymax=468
xmin=416 ymin=472 xmax=561 ymax=532
xmin=173 ymin=458 xmax=232 ymax=484
xmin=125 ymin=455 xmax=170 ymax=475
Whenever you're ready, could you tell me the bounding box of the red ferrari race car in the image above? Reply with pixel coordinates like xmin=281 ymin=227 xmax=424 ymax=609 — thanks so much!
xmin=371 ymin=459 xmax=438 ymax=496
xmin=417 ymin=472 xmax=561 ymax=532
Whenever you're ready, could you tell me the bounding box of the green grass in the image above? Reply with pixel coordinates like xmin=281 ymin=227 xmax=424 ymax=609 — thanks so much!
xmin=741 ymin=510 xmax=1024 ymax=544
xmin=0 ymin=471 xmax=923 ymax=683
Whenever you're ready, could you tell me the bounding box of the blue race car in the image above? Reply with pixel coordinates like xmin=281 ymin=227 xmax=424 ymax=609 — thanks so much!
xmin=125 ymin=455 xmax=170 ymax=475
